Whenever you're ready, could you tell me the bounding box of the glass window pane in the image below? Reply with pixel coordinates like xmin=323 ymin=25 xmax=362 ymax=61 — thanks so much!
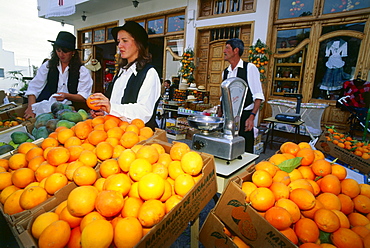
xmin=167 ymin=15 xmax=185 ymax=32
xmin=94 ymin=29 xmax=105 ymax=42
xmin=82 ymin=31 xmax=92 ymax=44
xmin=148 ymin=18 xmax=164 ymax=35
xmin=229 ymin=0 xmax=241 ymax=12
xmin=323 ymin=0 xmax=370 ymax=14
xmin=0 ymin=68 xmax=4 ymax=78
xmin=313 ymin=36 xmax=361 ymax=100
xmin=322 ymin=22 xmax=365 ymax=35
xmin=107 ymin=27 xmax=114 ymax=41
xmin=276 ymin=28 xmax=310 ymax=49
xmin=278 ymin=0 xmax=314 ymax=19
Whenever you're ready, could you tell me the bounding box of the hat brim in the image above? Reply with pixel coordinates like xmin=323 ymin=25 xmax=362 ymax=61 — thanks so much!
xmin=48 ymin=40 xmax=78 ymax=50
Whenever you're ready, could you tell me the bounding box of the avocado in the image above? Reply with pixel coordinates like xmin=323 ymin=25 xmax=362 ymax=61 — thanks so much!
xmin=46 ymin=118 xmax=59 ymax=133
xmin=10 ymin=131 xmax=30 ymax=144
xmin=62 ymin=104 xmax=73 ymax=110
xmin=35 ymin=113 xmax=55 ymax=129
xmin=77 ymin=109 xmax=89 ymax=121
xmin=0 ymin=144 xmax=14 ymax=155
xmin=51 ymin=102 xmax=65 ymax=115
xmin=60 ymin=111 xmax=82 ymax=123
xmin=56 ymin=109 xmax=73 ymax=119
xmin=56 ymin=120 xmax=75 ymax=129
xmin=35 ymin=126 xmax=49 ymax=139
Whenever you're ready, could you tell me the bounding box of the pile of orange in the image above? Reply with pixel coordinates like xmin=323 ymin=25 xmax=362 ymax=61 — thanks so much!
xmin=2 ymin=134 xmax=203 ymax=247
xmin=235 ymin=141 xmax=370 ymax=248
xmin=0 ymin=116 xmax=155 ymax=217
xmin=324 ymin=127 xmax=370 ymax=160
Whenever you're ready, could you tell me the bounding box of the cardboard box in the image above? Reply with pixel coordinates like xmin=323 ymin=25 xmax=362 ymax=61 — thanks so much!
xmin=199 ymin=211 xmax=237 ymax=248
xmin=213 ymin=166 xmax=296 ymax=248
xmin=315 ymin=131 xmax=370 ymax=175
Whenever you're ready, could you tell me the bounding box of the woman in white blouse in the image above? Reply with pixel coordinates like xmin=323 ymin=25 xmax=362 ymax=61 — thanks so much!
xmin=89 ymin=21 xmax=161 ymax=130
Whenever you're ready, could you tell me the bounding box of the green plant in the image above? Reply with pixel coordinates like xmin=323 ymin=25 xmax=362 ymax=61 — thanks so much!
xmin=179 ymin=47 xmax=195 ymax=84
xmin=7 ymin=70 xmax=28 ymax=92
xmin=248 ymin=39 xmax=272 ymax=83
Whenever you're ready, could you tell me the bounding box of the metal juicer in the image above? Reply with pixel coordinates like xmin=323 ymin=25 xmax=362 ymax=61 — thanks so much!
xmin=187 ymin=77 xmax=248 ymax=161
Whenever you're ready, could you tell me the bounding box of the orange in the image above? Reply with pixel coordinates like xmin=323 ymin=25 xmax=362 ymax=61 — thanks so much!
xmin=249 ymin=187 xmax=275 ymax=211
xmin=181 ymin=151 xmax=203 ymax=176
xmin=255 ymin=160 xmax=278 ymax=177
xmin=31 ymin=212 xmax=59 ymax=239
xmin=332 ymin=209 xmax=350 ymax=228
xmin=67 ymin=185 xmax=99 ymax=217
xmin=280 ymin=227 xmax=298 ymax=245
xmin=298 ymin=166 xmax=315 ymax=180
xmin=91 ymin=116 xmax=105 ymax=127
xmin=19 ymin=186 xmax=48 ymax=210
xmin=3 ymin=189 xmax=24 ymax=215
xmin=152 ymin=163 xmax=169 ymax=179
xmin=307 ymin=179 xmax=321 ymax=196
xmin=311 ymin=159 xmax=332 ymax=177
xmin=55 ymin=126 xmax=68 ymax=132
xmin=54 ymin=200 xmax=68 ymax=215
xmin=301 ymin=199 xmax=325 ymax=219
xmin=86 ymin=95 xmax=100 ymax=110
xmin=114 ymin=216 xmax=143 ymax=248
xmin=0 ymin=185 xmax=20 ymax=204
xmin=67 ymin=145 xmax=84 ymax=162
xmin=157 ymin=153 xmax=173 ymax=167
xmin=341 ymin=178 xmax=361 ymax=198
xmin=264 ymin=206 xmax=293 ymax=230
xmin=0 ymin=172 xmax=13 ymax=190
xmin=268 ymin=153 xmax=288 ymax=166
xmin=128 ymin=181 xmax=140 ymax=198
xmin=119 ymin=121 xmax=129 ymax=130
xmin=150 ymin=143 xmax=165 ymax=154
xmin=168 ymin=160 xmax=185 ymax=180
xmin=165 ymin=194 xmax=183 ymax=214
xmin=99 ymin=159 xmax=121 ymax=178
xmin=280 ymin=142 xmax=300 ymax=156
xmin=272 ymin=170 xmax=291 ymax=186
xmin=298 ymin=142 xmax=311 ymax=149
xmin=136 ymin=145 xmax=159 ymax=164
xmin=25 ymin=147 xmax=44 ymax=162
xmin=316 ymin=192 xmax=341 ymax=211
xmin=353 ymin=194 xmax=370 ymax=214
xmin=129 ymin=158 xmax=153 ymax=182
xmin=364 ymin=233 xmax=370 ymax=248
xmin=59 ymin=206 xmax=83 ymax=228
xmin=28 ymin=155 xmax=46 ymax=172
xmin=80 ymin=219 xmax=113 ymax=248
xmin=275 ymin=198 xmax=301 ymax=223
xmin=67 ymin=227 xmax=82 ymax=248
xmin=241 ymin=181 xmax=258 ymax=203
xmin=139 ymin=126 xmax=154 ymax=139
xmin=120 ymin=131 xmax=140 ymax=148
xmin=95 ymin=190 xmax=124 ymax=217
xmin=232 ymin=236 xmax=250 ymax=248
xmin=252 ymin=169 xmax=273 ymax=187
xmin=73 ymin=166 xmax=97 ymax=186
xmin=121 ymin=196 xmax=143 ymax=218
xmin=104 ymin=119 xmax=118 ymax=132
xmin=93 ymin=177 xmax=106 ymax=192
xmin=138 ymin=172 xmax=165 ymax=200
xmin=57 ymin=128 xmax=75 ymax=144
xmin=112 ymin=144 xmax=125 ymax=158
xmin=78 ymin=150 xmax=98 ymax=167
xmin=106 ymin=126 xmax=124 ymax=139
xmin=314 ymin=208 xmax=340 ymax=233
xmin=174 ymin=173 xmax=195 ymax=197
xmin=131 ymin=118 xmax=145 ymax=129
xmin=63 ymin=136 xmax=82 ymax=148
xmin=38 ymin=220 xmax=71 ymax=248
xmin=117 ymin=149 xmax=136 ymax=172
xmin=131 ymin=144 xmax=143 ymax=153
xmin=330 ymin=164 xmax=347 ymax=180
xmin=313 ymin=150 xmax=325 ymax=161
xmin=348 ymin=212 xmax=370 ymax=226
xmin=46 ymin=147 xmax=70 ymax=166
xmin=11 ymin=167 xmax=35 ymax=188
xmin=44 ymin=173 xmax=68 ymax=195
xmin=0 ymin=158 xmax=9 ymax=171
xmin=351 ymin=225 xmax=370 ymax=238
xmin=104 ymin=115 xmax=121 ymax=124
xmin=8 ymin=153 xmax=28 ymax=170
xmin=294 ymin=218 xmax=320 ymax=244
xmin=296 ymin=148 xmax=315 ymax=166
xmin=95 ymin=141 xmax=114 ymax=161
xmin=137 ymin=199 xmax=165 ymax=227
xmin=94 ymin=123 xmax=104 ymax=131
xmin=170 ymin=142 xmax=191 ymax=161
xmin=159 ymin=179 xmax=172 ymax=202
xmin=18 ymin=142 xmax=38 ymax=154
xmin=79 ymin=211 xmax=106 ymax=232
xmin=320 ymin=174 xmax=341 ymax=195
xmin=288 ymin=169 xmax=303 ymax=182
xmin=125 ymin=124 xmax=140 ymax=135
xmin=103 ymin=173 xmax=132 ymax=196
xmin=65 ymin=161 xmax=84 ymax=181
xmin=299 ymin=243 xmax=321 ymax=248
xmin=35 ymin=163 xmax=56 ymax=182
xmin=289 ymin=188 xmax=316 ymax=210
xmin=88 ymin=129 xmax=108 ymax=146
xmin=269 ymin=182 xmax=290 ymax=201
xmin=74 ymin=121 xmax=93 ymax=140
xmin=360 ymin=183 xmax=370 ymax=198
xmin=337 ymin=193 xmax=354 ymax=215
xmin=331 ymin=227 xmax=363 ymax=248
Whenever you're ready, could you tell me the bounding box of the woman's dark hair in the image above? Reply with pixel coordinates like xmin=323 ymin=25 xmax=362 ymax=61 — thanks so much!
xmin=116 ymin=37 xmax=152 ymax=72
xmin=48 ymin=45 xmax=82 ymax=74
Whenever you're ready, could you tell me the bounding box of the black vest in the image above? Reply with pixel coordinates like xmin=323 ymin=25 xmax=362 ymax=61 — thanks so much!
xmin=223 ymin=61 xmax=253 ymax=109
xmin=105 ymin=64 xmax=160 ymax=130
xmin=36 ymin=65 xmax=88 ymax=110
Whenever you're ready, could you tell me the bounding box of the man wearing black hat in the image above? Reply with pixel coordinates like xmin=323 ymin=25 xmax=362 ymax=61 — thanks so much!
xmin=89 ymin=21 xmax=161 ymax=130
xmin=24 ymin=31 xmax=93 ymax=118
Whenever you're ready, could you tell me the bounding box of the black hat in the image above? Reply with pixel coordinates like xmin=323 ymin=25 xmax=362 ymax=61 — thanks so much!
xmin=111 ymin=21 xmax=148 ymax=48
xmin=48 ymin=31 xmax=76 ymax=50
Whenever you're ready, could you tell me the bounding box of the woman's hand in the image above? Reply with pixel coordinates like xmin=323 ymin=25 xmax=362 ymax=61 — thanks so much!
xmin=90 ymin=109 xmax=105 ymax=118
xmin=89 ymin=93 xmax=111 ymax=113
xmin=53 ymin=92 xmax=68 ymax=101
xmin=24 ymin=106 xmax=35 ymax=119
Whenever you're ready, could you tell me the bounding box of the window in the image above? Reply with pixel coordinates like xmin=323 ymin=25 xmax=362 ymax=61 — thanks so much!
xmin=210 ymin=27 xmax=241 ymax=41
xmin=199 ymin=0 xmax=255 ymax=17
xmin=0 ymin=68 xmax=4 ymax=78
xmin=94 ymin=29 xmax=105 ymax=43
xmin=323 ymin=0 xmax=370 ymax=14
xmin=167 ymin=15 xmax=185 ymax=33
xmin=82 ymin=31 xmax=92 ymax=44
xmin=277 ymin=0 xmax=314 ymax=19
xmin=148 ymin=18 xmax=164 ymax=35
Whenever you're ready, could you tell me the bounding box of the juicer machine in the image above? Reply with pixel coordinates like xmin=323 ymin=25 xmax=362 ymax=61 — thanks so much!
xmin=187 ymin=77 xmax=248 ymax=161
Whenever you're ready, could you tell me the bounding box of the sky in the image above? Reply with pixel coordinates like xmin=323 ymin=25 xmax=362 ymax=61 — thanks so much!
xmin=0 ymin=0 xmax=74 ymax=68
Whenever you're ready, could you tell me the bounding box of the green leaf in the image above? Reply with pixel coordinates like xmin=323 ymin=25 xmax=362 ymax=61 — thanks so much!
xmin=277 ymin=157 xmax=302 ymax=173
xmin=319 ymin=230 xmax=332 ymax=244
